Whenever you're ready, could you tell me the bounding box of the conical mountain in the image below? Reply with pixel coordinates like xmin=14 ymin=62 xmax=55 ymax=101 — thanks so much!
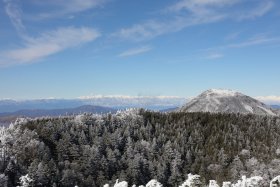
xmin=179 ymin=89 xmax=276 ymax=115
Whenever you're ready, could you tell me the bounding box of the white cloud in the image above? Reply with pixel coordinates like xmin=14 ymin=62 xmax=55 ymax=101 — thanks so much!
xmin=255 ymin=96 xmax=280 ymax=105
xmin=3 ymin=0 xmax=25 ymax=34
xmin=118 ymin=46 xmax=152 ymax=57
xmin=77 ymin=95 xmax=187 ymax=108
xmin=3 ymin=0 xmax=107 ymax=23
xmin=113 ymin=0 xmax=274 ymax=41
xmin=227 ymin=36 xmax=280 ymax=48
xmin=236 ymin=1 xmax=274 ymax=20
xmin=0 ymin=27 xmax=100 ymax=66
xmin=113 ymin=15 xmax=224 ymax=41
xmin=35 ymin=0 xmax=106 ymax=19
xmin=225 ymin=31 xmax=242 ymax=41
xmin=203 ymin=35 xmax=280 ymax=53
xmin=1 ymin=0 xmax=104 ymax=67
xmin=206 ymin=53 xmax=224 ymax=59
xmin=168 ymin=0 xmax=274 ymax=20
xmin=196 ymin=34 xmax=280 ymax=63
xmin=62 ymin=0 xmax=105 ymax=13
xmin=112 ymin=0 xmax=235 ymax=41
xmin=78 ymin=95 xmax=185 ymax=100
xmin=168 ymin=0 xmax=239 ymax=14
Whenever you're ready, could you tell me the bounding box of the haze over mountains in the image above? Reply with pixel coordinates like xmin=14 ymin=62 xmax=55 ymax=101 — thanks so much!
xmin=180 ymin=89 xmax=277 ymax=115
xmin=1 ymin=93 xmax=279 ymax=113
xmin=0 ymin=96 xmax=185 ymax=126
xmin=0 ymin=105 xmax=117 ymax=127
xmin=0 ymin=105 xmax=117 ymax=118
xmin=0 ymin=96 xmax=186 ymax=113
xmin=1 ymin=89 xmax=280 ymax=126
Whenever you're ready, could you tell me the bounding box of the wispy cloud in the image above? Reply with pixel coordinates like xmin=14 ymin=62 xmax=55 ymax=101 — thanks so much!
xmin=113 ymin=15 xmax=224 ymax=42
xmin=225 ymin=31 xmax=242 ymax=41
xmin=112 ymin=0 xmax=236 ymax=41
xmin=203 ymin=34 xmax=280 ymax=53
xmin=236 ymin=1 xmax=274 ymax=20
xmin=118 ymin=46 xmax=152 ymax=57
xmin=35 ymin=0 xmax=107 ymax=19
xmin=113 ymin=0 xmax=274 ymax=41
xmin=3 ymin=0 xmax=107 ymax=23
xmin=196 ymin=34 xmax=280 ymax=62
xmin=227 ymin=36 xmax=280 ymax=48
xmin=167 ymin=0 xmax=274 ymax=21
xmin=0 ymin=27 xmax=100 ymax=67
xmin=1 ymin=0 xmax=105 ymax=67
xmin=167 ymin=0 xmax=240 ymax=14
xmin=205 ymin=53 xmax=224 ymax=59
xmin=3 ymin=0 xmax=25 ymax=34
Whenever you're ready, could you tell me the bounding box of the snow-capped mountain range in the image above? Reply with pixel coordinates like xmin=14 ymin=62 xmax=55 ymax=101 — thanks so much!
xmin=0 ymin=96 xmax=187 ymax=113
xmin=0 ymin=91 xmax=279 ymax=115
xmin=179 ymin=89 xmax=277 ymax=115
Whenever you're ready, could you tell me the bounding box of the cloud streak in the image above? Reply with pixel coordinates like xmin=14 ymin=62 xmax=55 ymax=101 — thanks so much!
xmin=203 ymin=35 xmax=280 ymax=53
xmin=35 ymin=0 xmax=107 ymax=19
xmin=113 ymin=15 xmax=224 ymax=42
xmin=206 ymin=53 xmax=224 ymax=59
xmin=167 ymin=0 xmax=240 ymax=14
xmin=119 ymin=46 xmax=152 ymax=57
xmin=0 ymin=27 xmax=100 ymax=67
xmin=236 ymin=1 xmax=274 ymax=20
xmin=227 ymin=36 xmax=280 ymax=48
xmin=113 ymin=0 xmax=275 ymax=41
xmin=3 ymin=0 xmax=25 ymax=34
xmin=1 ymin=0 xmax=106 ymax=67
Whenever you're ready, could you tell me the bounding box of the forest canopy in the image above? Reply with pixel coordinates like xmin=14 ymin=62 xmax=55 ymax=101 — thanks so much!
xmin=1 ymin=109 xmax=280 ymax=186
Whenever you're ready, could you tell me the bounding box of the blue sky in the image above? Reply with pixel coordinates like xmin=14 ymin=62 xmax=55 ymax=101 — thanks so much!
xmin=0 ymin=0 xmax=280 ymax=101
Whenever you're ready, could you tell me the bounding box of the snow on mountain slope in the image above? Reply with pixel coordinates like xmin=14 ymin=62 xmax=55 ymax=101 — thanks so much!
xmin=179 ymin=89 xmax=277 ymax=115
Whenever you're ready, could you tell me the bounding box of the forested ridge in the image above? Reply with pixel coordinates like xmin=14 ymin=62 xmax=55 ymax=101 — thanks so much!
xmin=1 ymin=109 xmax=280 ymax=186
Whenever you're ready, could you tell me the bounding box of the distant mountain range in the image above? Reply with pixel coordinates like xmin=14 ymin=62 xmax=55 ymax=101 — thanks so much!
xmin=0 ymin=96 xmax=187 ymax=113
xmin=0 ymin=105 xmax=117 ymax=126
xmin=179 ymin=89 xmax=278 ymax=116
xmin=0 ymin=105 xmax=116 ymax=118
xmin=1 ymin=91 xmax=279 ymax=126
xmin=271 ymin=105 xmax=280 ymax=109
xmin=0 ymin=96 xmax=186 ymax=126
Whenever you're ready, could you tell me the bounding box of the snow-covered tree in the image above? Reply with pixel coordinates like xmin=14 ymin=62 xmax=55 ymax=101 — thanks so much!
xmin=1 ymin=111 xmax=280 ymax=186
xmin=209 ymin=180 xmax=219 ymax=187
xmin=114 ymin=179 xmax=128 ymax=187
xmin=17 ymin=174 xmax=33 ymax=187
xmin=222 ymin=182 xmax=231 ymax=187
xmin=230 ymin=156 xmax=245 ymax=181
xmin=246 ymin=176 xmax=263 ymax=186
xmin=146 ymin=179 xmax=163 ymax=187
xmin=232 ymin=176 xmax=263 ymax=187
xmin=179 ymin=173 xmax=202 ymax=187
xmin=270 ymin=176 xmax=280 ymax=187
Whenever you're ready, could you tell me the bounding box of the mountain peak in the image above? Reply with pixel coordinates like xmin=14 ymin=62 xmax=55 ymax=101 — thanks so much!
xmin=202 ymin=89 xmax=240 ymax=97
xmin=180 ymin=89 xmax=276 ymax=116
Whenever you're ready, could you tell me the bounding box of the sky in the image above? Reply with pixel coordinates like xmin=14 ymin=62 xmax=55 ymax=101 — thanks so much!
xmin=0 ymin=0 xmax=280 ymax=102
